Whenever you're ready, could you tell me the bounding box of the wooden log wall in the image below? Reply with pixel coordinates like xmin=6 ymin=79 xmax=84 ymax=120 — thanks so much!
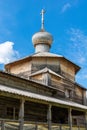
xmin=0 ymin=72 xmax=53 ymax=97
xmin=31 ymin=63 xmax=60 ymax=74
xmin=0 ymin=96 xmax=20 ymax=119
xmin=24 ymin=101 xmax=47 ymax=122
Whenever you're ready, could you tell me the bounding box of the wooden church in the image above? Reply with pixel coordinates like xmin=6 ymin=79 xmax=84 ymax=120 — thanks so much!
xmin=0 ymin=9 xmax=87 ymax=130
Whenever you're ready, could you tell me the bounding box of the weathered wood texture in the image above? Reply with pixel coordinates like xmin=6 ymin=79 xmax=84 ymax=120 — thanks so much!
xmin=0 ymin=120 xmax=86 ymax=130
xmin=0 ymin=96 xmax=47 ymax=122
xmin=51 ymin=79 xmax=84 ymax=104
xmin=0 ymin=71 xmax=85 ymax=105
xmin=3 ymin=54 xmax=86 ymax=105
xmin=25 ymin=101 xmax=47 ymax=122
xmin=0 ymin=72 xmax=53 ymax=97
xmin=0 ymin=96 xmax=85 ymax=126
xmin=0 ymin=96 xmax=20 ymax=119
xmin=5 ymin=57 xmax=77 ymax=81
xmin=31 ymin=57 xmax=75 ymax=81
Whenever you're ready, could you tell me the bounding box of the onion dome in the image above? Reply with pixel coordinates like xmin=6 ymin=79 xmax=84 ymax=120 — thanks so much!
xmin=32 ymin=29 xmax=53 ymax=47
xmin=32 ymin=9 xmax=53 ymax=53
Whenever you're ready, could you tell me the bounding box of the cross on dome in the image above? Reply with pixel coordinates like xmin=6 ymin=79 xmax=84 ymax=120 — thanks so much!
xmin=32 ymin=9 xmax=53 ymax=53
xmin=40 ymin=9 xmax=46 ymax=30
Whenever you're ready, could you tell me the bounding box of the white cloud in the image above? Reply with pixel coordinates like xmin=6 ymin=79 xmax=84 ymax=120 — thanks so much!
xmin=61 ymin=3 xmax=71 ymax=13
xmin=0 ymin=41 xmax=19 ymax=64
xmin=66 ymin=28 xmax=87 ymax=85
xmin=68 ymin=28 xmax=87 ymax=65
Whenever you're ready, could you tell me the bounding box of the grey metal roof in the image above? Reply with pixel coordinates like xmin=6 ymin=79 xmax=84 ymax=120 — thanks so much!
xmin=0 ymin=84 xmax=87 ymax=110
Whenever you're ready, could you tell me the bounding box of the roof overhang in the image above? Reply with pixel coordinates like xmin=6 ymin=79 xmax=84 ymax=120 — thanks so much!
xmin=0 ymin=84 xmax=87 ymax=111
xmin=30 ymin=67 xmax=64 ymax=79
xmin=5 ymin=52 xmax=80 ymax=74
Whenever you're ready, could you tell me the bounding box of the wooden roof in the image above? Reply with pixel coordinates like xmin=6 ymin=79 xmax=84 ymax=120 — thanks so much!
xmin=0 ymin=84 xmax=87 ymax=110
xmin=30 ymin=67 xmax=64 ymax=78
xmin=5 ymin=52 xmax=80 ymax=74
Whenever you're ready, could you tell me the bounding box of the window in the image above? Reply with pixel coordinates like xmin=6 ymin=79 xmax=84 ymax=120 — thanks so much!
xmin=65 ymin=89 xmax=73 ymax=98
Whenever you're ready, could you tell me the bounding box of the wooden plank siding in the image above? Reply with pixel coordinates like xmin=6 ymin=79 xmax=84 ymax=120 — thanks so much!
xmin=0 ymin=71 xmax=85 ymax=105
xmin=0 ymin=96 xmax=86 ymax=126
xmin=51 ymin=80 xmax=84 ymax=104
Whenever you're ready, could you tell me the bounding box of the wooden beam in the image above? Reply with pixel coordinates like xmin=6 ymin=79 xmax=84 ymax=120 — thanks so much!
xmin=1 ymin=120 xmax=5 ymax=130
xmin=47 ymin=104 xmax=52 ymax=130
xmin=19 ymin=99 xmax=25 ymax=130
xmin=85 ymin=112 xmax=87 ymax=130
xmin=68 ymin=108 xmax=72 ymax=130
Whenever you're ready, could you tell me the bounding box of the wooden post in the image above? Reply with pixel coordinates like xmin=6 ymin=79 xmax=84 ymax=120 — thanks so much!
xmin=78 ymin=125 xmax=80 ymax=130
xmin=85 ymin=112 xmax=87 ymax=130
xmin=35 ymin=122 xmax=38 ymax=130
xmin=59 ymin=124 xmax=62 ymax=130
xmin=1 ymin=120 xmax=5 ymax=130
xmin=47 ymin=104 xmax=52 ymax=130
xmin=13 ymin=107 xmax=15 ymax=120
xmin=68 ymin=108 xmax=72 ymax=130
xmin=19 ymin=99 xmax=25 ymax=130
xmin=82 ymin=91 xmax=86 ymax=105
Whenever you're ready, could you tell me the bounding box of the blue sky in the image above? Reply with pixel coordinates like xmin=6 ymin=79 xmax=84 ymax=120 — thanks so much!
xmin=0 ymin=0 xmax=87 ymax=88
